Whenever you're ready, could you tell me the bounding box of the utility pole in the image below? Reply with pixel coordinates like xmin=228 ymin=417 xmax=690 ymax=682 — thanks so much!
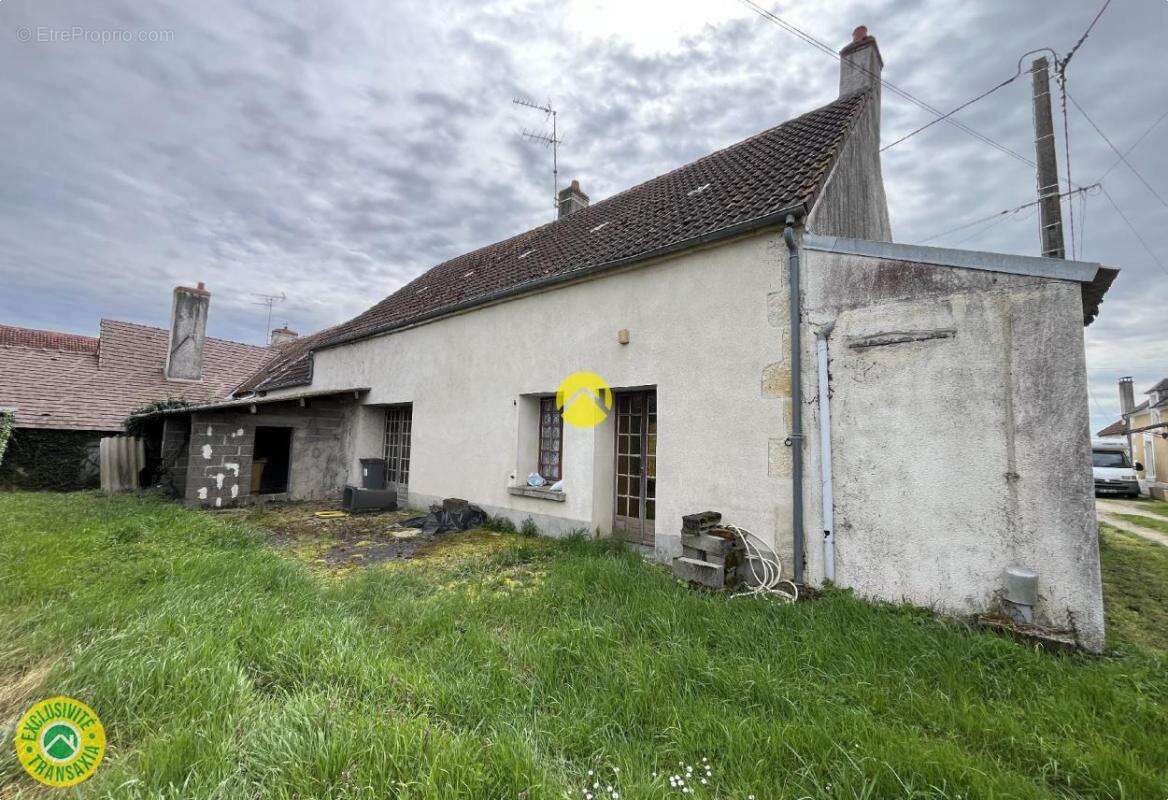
xmin=1030 ymin=57 xmax=1065 ymax=259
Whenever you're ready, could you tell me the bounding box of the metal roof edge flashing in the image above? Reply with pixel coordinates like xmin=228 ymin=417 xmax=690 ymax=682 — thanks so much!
xmin=802 ymin=234 xmax=1104 ymax=283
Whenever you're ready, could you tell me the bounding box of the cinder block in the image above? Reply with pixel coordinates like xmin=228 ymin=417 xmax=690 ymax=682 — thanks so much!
xmin=682 ymin=511 xmax=722 ymax=532
xmin=672 ymin=556 xmax=726 ymax=589
xmin=682 ymin=532 xmax=735 ymax=556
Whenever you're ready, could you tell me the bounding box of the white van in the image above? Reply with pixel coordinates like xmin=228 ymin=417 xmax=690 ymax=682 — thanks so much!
xmin=1092 ymin=439 xmax=1142 ymax=498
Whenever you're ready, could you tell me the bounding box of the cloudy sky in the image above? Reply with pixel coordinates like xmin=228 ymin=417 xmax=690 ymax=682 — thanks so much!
xmin=0 ymin=0 xmax=1164 ymax=431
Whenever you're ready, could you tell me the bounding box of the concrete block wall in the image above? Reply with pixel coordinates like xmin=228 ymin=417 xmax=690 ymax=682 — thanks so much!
xmin=187 ymin=415 xmax=253 ymax=508
xmin=182 ymin=398 xmax=355 ymax=509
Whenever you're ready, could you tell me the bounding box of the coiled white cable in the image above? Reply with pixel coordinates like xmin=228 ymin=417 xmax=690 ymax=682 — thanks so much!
xmin=720 ymin=524 xmax=799 ymax=603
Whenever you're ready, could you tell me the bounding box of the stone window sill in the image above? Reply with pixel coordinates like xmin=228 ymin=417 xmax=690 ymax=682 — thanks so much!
xmin=507 ymin=485 xmax=566 ymax=502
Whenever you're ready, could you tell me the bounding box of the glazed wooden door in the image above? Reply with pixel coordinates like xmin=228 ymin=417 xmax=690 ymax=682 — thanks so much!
xmin=613 ymin=390 xmax=657 ymax=547
xmin=383 ymin=405 xmax=413 ymax=503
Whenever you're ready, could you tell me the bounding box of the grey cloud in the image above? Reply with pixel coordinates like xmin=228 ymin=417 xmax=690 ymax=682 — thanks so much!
xmin=0 ymin=0 xmax=1163 ymax=438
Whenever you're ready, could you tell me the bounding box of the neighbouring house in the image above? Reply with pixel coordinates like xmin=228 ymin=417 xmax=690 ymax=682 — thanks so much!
xmin=145 ymin=28 xmax=1118 ymax=649
xmin=0 ymin=284 xmax=275 ymax=490
xmin=1097 ymin=376 xmax=1168 ymax=500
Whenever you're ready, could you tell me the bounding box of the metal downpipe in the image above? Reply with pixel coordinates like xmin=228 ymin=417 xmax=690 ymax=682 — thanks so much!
xmin=783 ymin=215 xmax=804 ymax=585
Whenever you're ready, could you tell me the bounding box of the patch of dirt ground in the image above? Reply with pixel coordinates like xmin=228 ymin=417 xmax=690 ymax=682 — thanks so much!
xmin=222 ymin=502 xmax=522 ymax=570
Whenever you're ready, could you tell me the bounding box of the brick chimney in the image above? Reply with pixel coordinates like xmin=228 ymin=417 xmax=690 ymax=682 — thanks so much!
xmin=557 ymin=180 xmax=589 ymax=218
xmin=1119 ymin=376 xmax=1135 ymax=415
xmin=270 ymin=325 xmax=298 ymax=346
xmin=165 ymin=282 xmax=210 ymax=381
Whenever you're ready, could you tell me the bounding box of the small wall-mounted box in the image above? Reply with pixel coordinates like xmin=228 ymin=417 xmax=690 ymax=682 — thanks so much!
xmin=617 ymin=328 xmax=630 ymax=345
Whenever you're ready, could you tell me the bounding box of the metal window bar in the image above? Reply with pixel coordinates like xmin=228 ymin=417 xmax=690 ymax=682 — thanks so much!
xmin=537 ymin=396 xmax=563 ymax=481
xmin=383 ymin=405 xmax=412 ymax=487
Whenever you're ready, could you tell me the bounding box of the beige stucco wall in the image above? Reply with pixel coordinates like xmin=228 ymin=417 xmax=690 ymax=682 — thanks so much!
xmin=800 ymin=250 xmax=1104 ymax=650
xmin=1130 ymin=407 xmax=1168 ymax=495
xmin=302 ymin=232 xmax=795 ymax=561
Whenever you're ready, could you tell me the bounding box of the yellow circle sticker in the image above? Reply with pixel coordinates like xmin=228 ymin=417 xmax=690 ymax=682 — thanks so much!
xmin=14 ymin=696 xmax=105 ymax=787
xmin=556 ymin=371 xmax=613 ymax=428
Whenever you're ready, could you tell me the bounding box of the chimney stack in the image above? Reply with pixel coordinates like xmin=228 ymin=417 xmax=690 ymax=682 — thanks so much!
xmin=840 ymin=25 xmax=882 ymax=101
xmin=1119 ymin=376 xmax=1135 ymax=415
xmin=165 ymin=282 xmax=210 ymax=381
xmin=557 ymin=180 xmax=589 ymax=219
xmin=270 ymin=325 xmax=298 ymax=346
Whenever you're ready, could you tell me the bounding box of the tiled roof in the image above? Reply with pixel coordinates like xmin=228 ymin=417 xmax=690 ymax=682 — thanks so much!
xmin=236 ymin=90 xmax=871 ymax=394
xmin=0 ymin=320 xmax=272 ymax=431
xmin=1147 ymin=378 xmax=1168 ymax=394
xmin=0 ymin=324 xmax=98 ymax=353
xmin=1096 ymin=419 xmax=1126 ymax=437
xmin=230 ymin=327 xmax=337 ymax=396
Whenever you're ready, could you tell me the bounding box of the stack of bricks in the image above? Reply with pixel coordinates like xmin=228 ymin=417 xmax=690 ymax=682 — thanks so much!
xmin=671 ymin=511 xmax=745 ymax=589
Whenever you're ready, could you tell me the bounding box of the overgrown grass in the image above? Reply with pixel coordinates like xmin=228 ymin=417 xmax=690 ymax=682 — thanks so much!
xmin=1099 ymin=523 xmax=1168 ymax=651
xmin=0 ymin=493 xmax=1166 ymax=799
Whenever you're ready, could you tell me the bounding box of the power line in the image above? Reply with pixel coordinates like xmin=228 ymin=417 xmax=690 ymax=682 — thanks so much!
xmin=1056 ymin=68 xmax=1076 ymax=258
xmin=881 ymin=49 xmax=1052 ymax=153
xmin=918 ymin=184 xmax=1098 ymax=244
xmin=1067 ymin=92 xmax=1168 ymax=210
xmin=1098 ymin=183 xmax=1168 ymax=277
xmin=1099 ymin=108 xmax=1168 ymax=181
xmin=736 ymin=0 xmax=1038 ymax=168
xmin=1062 ymin=0 xmax=1112 ymax=69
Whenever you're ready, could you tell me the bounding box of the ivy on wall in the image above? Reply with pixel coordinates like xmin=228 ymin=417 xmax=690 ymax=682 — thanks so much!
xmin=0 ymin=410 xmax=14 ymax=469
xmin=0 ymin=428 xmax=104 ymax=491
xmin=124 ymin=398 xmax=190 ymax=437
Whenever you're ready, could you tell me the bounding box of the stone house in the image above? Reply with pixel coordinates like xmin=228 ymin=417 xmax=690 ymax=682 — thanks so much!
xmin=1098 ymin=376 xmax=1168 ymax=499
xmin=0 ymin=285 xmax=273 ymax=489
xmin=148 ymin=29 xmax=1119 ymax=649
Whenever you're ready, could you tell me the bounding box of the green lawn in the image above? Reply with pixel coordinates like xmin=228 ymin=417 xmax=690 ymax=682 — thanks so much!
xmin=1129 ymin=496 xmax=1168 ymax=516
xmin=1099 ymin=523 xmax=1168 ymax=651
xmin=1 ymin=493 xmax=1166 ymax=799
xmin=1113 ymin=513 xmax=1168 ymax=536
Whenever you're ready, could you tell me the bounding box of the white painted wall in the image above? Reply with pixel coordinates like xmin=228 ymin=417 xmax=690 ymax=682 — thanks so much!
xmin=305 ymin=233 xmax=795 ymax=560
xmin=800 ymin=249 xmax=1104 ymax=650
xmin=258 ymin=227 xmax=1105 ymax=649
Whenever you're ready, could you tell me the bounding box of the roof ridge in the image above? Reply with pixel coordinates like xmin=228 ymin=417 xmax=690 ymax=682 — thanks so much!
xmin=233 ymin=89 xmax=873 ymax=393
xmin=99 ymin=318 xmax=268 ymax=351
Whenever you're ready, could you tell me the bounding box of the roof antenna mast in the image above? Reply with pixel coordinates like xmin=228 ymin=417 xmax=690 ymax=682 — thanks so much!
xmin=251 ymin=291 xmax=286 ymax=343
xmin=513 ymin=97 xmax=561 ymax=213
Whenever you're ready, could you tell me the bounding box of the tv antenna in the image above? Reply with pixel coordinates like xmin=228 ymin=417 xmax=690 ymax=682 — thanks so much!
xmin=513 ymin=97 xmax=561 ymax=213
xmin=251 ymin=291 xmax=286 ymax=343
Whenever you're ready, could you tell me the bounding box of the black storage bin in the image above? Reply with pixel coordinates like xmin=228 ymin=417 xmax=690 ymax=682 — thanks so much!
xmin=359 ymin=458 xmax=387 ymax=489
xmin=342 ymin=485 xmax=398 ymax=513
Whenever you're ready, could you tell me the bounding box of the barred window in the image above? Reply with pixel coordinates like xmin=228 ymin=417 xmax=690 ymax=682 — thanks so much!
xmin=383 ymin=405 xmax=412 ymax=488
xmin=537 ymin=396 xmax=563 ymax=482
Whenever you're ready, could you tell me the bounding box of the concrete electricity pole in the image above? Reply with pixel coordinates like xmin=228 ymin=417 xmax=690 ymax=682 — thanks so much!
xmin=1030 ymin=57 xmax=1065 ymax=259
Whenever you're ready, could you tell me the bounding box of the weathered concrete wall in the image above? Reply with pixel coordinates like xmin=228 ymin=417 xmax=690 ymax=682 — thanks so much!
xmin=183 ymin=398 xmax=354 ymax=508
xmin=165 ymin=284 xmax=210 ymax=381
xmin=806 ymin=95 xmax=891 ymax=241
xmin=800 ymin=249 xmax=1104 ymax=650
xmin=290 ymin=232 xmax=795 ymax=558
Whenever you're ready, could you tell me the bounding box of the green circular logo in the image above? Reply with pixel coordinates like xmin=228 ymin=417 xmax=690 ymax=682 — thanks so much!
xmin=41 ymin=722 xmax=81 ymax=762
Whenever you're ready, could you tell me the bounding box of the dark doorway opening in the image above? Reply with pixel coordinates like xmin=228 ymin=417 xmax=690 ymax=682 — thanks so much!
xmin=253 ymin=426 xmax=292 ymax=495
